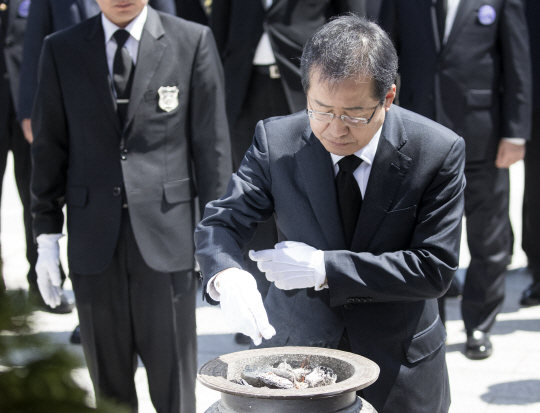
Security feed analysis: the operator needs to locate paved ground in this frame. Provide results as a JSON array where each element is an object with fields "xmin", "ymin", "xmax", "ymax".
[{"xmin": 2, "ymin": 154, "xmax": 539, "ymax": 412}]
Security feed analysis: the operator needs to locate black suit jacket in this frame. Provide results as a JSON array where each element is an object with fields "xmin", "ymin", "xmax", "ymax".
[
  {"xmin": 31, "ymin": 7, "xmax": 231, "ymax": 274},
  {"xmin": 195, "ymin": 106, "xmax": 465, "ymax": 412},
  {"xmin": 380, "ymin": 0, "xmax": 532, "ymax": 161},
  {"xmin": 210, "ymin": 0, "xmax": 366, "ymax": 127},
  {"xmin": 17, "ymin": 0, "xmax": 175, "ymax": 120},
  {"xmin": 175, "ymin": 0, "xmax": 207, "ymax": 25},
  {"xmin": 1, "ymin": 0, "xmax": 27, "ymax": 131}
]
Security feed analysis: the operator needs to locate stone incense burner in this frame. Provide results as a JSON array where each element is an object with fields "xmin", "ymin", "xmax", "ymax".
[{"xmin": 198, "ymin": 346, "xmax": 380, "ymax": 413}]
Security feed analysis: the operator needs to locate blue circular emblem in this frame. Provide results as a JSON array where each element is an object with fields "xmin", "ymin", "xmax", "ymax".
[
  {"xmin": 18, "ymin": 0, "xmax": 31, "ymax": 18},
  {"xmin": 478, "ymin": 5, "xmax": 496, "ymax": 25}
]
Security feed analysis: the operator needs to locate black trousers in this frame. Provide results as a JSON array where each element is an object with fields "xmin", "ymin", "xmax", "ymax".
[
  {"xmin": 522, "ymin": 109, "xmax": 540, "ymax": 283},
  {"xmin": 230, "ymin": 68, "xmax": 291, "ymax": 299},
  {"xmin": 459, "ymin": 160, "xmax": 512, "ymax": 333},
  {"xmin": 71, "ymin": 210, "xmax": 197, "ymax": 413},
  {"xmin": 0, "ymin": 100, "xmax": 36, "ymax": 284}
]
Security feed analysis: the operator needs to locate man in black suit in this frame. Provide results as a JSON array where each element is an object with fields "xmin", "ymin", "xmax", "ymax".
[
  {"xmin": 196, "ymin": 15, "xmax": 465, "ymax": 412},
  {"xmin": 17, "ymin": 0, "xmax": 175, "ymax": 142},
  {"xmin": 18, "ymin": 0, "xmax": 175, "ymax": 342},
  {"xmin": 30, "ymin": 0, "xmax": 231, "ymax": 410},
  {"xmin": 0, "ymin": 0, "xmax": 74, "ymax": 313},
  {"xmin": 210, "ymin": 1, "xmax": 366, "ymax": 344},
  {"xmin": 380, "ymin": 0, "xmax": 531, "ymax": 359},
  {"xmin": 521, "ymin": 0, "xmax": 540, "ymax": 307}
]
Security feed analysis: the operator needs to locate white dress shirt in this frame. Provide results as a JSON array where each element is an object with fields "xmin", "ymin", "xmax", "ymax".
[
  {"xmin": 253, "ymin": 0, "xmax": 276, "ymax": 65},
  {"xmin": 330, "ymin": 125, "xmax": 383, "ymax": 198},
  {"xmin": 101, "ymin": 6, "xmax": 148, "ymax": 95}
]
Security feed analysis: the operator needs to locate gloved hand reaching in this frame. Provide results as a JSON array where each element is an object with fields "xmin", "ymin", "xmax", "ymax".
[
  {"xmin": 249, "ymin": 241, "xmax": 327, "ymax": 290},
  {"xmin": 213, "ymin": 267, "xmax": 276, "ymax": 346},
  {"xmin": 36, "ymin": 233, "xmax": 64, "ymax": 308}
]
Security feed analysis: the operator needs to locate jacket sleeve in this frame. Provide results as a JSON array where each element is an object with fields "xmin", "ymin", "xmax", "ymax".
[
  {"xmin": 149, "ymin": 0, "xmax": 177, "ymax": 15},
  {"xmin": 498, "ymin": 0, "xmax": 532, "ymax": 140},
  {"xmin": 195, "ymin": 119, "xmax": 273, "ymax": 286},
  {"xmin": 17, "ymin": 0, "xmax": 52, "ymax": 121},
  {"xmin": 208, "ymin": 0, "xmax": 230, "ymax": 57},
  {"xmin": 30, "ymin": 37, "xmax": 69, "ymax": 238},
  {"xmin": 379, "ymin": 0, "xmax": 400, "ymax": 52},
  {"xmin": 325, "ymin": 137, "xmax": 466, "ymax": 306},
  {"xmin": 189, "ymin": 26, "xmax": 232, "ymax": 218}
]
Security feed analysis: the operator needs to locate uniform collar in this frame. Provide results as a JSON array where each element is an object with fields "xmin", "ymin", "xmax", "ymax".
[{"xmin": 101, "ymin": 5, "xmax": 148, "ymax": 43}]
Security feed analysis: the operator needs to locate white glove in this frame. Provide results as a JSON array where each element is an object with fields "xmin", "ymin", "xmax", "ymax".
[
  {"xmin": 213, "ymin": 268, "xmax": 276, "ymax": 346},
  {"xmin": 249, "ymin": 241, "xmax": 327, "ymax": 291},
  {"xmin": 36, "ymin": 233, "xmax": 64, "ymax": 308}
]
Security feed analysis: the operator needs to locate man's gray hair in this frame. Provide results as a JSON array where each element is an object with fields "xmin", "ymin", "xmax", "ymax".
[{"xmin": 301, "ymin": 14, "xmax": 398, "ymax": 101}]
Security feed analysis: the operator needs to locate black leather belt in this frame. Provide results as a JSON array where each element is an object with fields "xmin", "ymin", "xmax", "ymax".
[{"xmin": 254, "ymin": 64, "xmax": 281, "ymax": 79}]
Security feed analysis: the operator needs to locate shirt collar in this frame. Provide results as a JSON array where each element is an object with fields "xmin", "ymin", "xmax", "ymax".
[
  {"xmin": 101, "ymin": 5, "xmax": 148, "ymax": 43},
  {"xmin": 330, "ymin": 125, "xmax": 383, "ymax": 167}
]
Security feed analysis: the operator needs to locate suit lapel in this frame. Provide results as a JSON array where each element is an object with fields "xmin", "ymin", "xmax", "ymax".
[
  {"xmin": 442, "ymin": 0, "xmax": 478, "ymax": 55},
  {"xmin": 124, "ymin": 7, "xmax": 166, "ymax": 131},
  {"xmin": 350, "ymin": 108, "xmax": 412, "ymax": 252},
  {"xmin": 83, "ymin": 15, "xmax": 121, "ymax": 134},
  {"xmin": 295, "ymin": 128, "xmax": 347, "ymax": 251}
]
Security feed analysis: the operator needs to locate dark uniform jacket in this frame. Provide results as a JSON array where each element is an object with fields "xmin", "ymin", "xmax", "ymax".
[{"xmin": 31, "ymin": 7, "xmax": 231, "ymax": 274}]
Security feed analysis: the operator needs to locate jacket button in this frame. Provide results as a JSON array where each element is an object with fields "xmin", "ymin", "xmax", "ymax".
[
  {"xmin": 344, "ymin": 304, "xmax": 353, "ymax": 310},
  {"xmin": 121, "ymin": 155, "xmax": 127, "ymax": 160},
  {"xmin": 122, "ymin": 148, "xmax": 128, "ymax": 154},
  {"xmin": 113, "ymin": 187, "xmax": 122, "ymax": 196},
  {"xmin": 4, "ymin": 39, "xmax": 12, "ymax": 48}
]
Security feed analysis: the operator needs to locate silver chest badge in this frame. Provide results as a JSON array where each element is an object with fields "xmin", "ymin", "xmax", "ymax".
[{"xmin": 158, "ymin": 86, "xmax": 179, "ymax": 112}]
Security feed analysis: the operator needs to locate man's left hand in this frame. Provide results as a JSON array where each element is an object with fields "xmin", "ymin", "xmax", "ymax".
[
  {"xmin": 249, "ymin": 241, "xmax": 327, "ymax": 290},
  {"xmin": 495, "ymin": 140, "xmax": 525, "ymax": 169}
]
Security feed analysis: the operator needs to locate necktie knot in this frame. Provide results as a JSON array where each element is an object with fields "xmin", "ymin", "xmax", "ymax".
[
  {"xmin": 113, "ymin": 29, "xmax": 130, "ymax": 49},
  {"xmin": 338, "ymin": 155, "xmax": 362, "ymax": 173}
]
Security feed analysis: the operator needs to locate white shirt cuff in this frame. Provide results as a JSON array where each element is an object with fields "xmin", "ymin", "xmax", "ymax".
[
  {"xmin": 502, "ymin": 137, "xmax": 525, "ymax": 145},
  {"xmin": 206, "ymin": 273, "xmax": 221, "ymax": 301}
]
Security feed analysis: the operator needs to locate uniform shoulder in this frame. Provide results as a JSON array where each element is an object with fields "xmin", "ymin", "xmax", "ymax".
[
  {"xmin": 156, "ymin": 10, "xmax": 210, "ymax": 36},
  {"xmin": 45, "ymin": 15, "xmax": 98, "ymax": 46}
]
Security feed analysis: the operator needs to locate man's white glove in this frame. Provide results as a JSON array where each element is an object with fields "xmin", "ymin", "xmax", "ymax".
[
  {"xmin": 36, "ymin": 233, "xmax": 64, "ymax": 308},
  {"xmin": 213, "ymin": 268, "xmax": 276, "ymax": 346},
  {"xmin": 249, "ymin": 241, "xmax": 327, "ymax": 291}
]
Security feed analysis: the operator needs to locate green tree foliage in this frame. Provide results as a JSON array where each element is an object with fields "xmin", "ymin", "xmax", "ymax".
[{"xmin": 0, "ymin": 261, "xmax": 128, "ymax": 413}]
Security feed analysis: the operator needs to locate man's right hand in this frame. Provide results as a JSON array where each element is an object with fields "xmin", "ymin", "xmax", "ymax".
[
  {"xmin": 213, "ymin": 268, "xmax": 276, "ymax": 345},
  {"xmin": 21, "ymin": 118, "xmax": 33, "ymax": 143},
  {"xmin": 36, "ymin": 234, "xmax": 64, "ymax": 308}
]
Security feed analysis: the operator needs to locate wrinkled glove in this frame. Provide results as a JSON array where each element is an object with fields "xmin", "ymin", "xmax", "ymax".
[
  {"xmin": 36, "ymin": 233, "xmax": 64, "ymax": 308},
  {"xmin": 249, "ymin": 241, "xmax": 327, "ymax": 291},
  {"xmin": 213, "ymin": 268, "xmax": 276, "ymax": 346}
]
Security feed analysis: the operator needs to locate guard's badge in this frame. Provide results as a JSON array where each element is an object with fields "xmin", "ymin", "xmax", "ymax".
[{"xmin": 158, "ymin": 86, "xmax": 179, "ymax": 112}]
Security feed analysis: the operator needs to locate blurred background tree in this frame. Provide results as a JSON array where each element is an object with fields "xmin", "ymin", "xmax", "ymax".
[{"xmin": 0, "ymin": 250, "xmax": 128, "ymax": 413}]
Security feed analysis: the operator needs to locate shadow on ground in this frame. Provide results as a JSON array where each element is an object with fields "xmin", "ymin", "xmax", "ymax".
[{"xmin": 481, "ymin": 380, "xmax": 540, "ymax": 405}]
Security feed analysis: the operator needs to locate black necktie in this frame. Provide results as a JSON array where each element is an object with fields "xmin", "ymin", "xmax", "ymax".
[
  {"xmin": 113, "ymin": 29, "xmax": 134, "ymax": 126},
  {"xmin": 435, "ymin": 0, "xmax": 447, "ymax": 47},
  {"xmin": 336, "ymin": 155, "xmax": 363, "ymax": 248}
]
